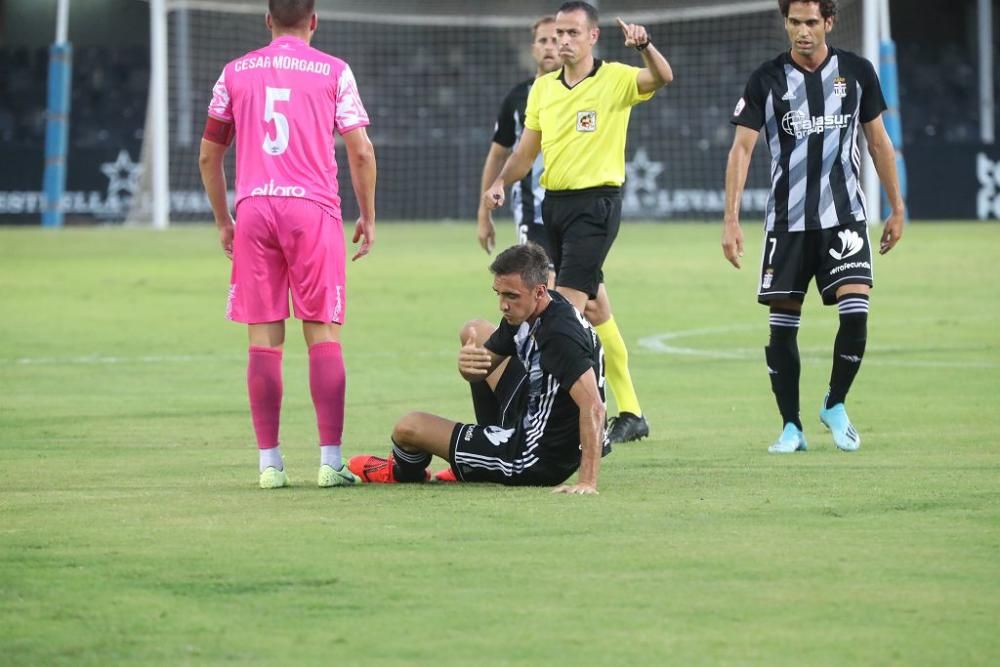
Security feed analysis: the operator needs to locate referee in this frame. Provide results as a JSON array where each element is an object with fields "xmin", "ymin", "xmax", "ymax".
[
  {"xmin": 721, "ymin": 0, "xmax": 905, "ymax": 454},
  {"xmin": 484, "ymin": 1, "xmax": 673, "ymax": 445},
  {"xmin": 476, "ymin": 16, "xmax": 560, "ymax": 260}
]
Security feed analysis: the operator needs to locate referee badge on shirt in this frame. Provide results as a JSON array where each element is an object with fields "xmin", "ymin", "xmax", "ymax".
[
  {"xmin": 833, "ymin": 76, "xmax": 848, "ymax": 98},
  {"xmin": 577, "ymin": 110, "xmax": 597, "ymax": 132}
]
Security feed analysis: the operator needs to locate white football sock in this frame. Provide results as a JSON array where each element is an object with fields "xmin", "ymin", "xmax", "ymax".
[
  {"xmin": 320, "ymin": 445, "xmax": 342, "ymax": 469},
  {"xmin": 259, "ymin": 446, "xmax": 283, "ymax": 472}
]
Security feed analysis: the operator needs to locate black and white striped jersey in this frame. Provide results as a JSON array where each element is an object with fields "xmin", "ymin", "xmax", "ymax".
[
  {"xmin": 485, "ymin": 291, "xmax": 605, "ymax": 461},
  {"xmin": 493, "ymin": 78, "xmax": 545, "ymax": 227},
  {"xmin": 732, "ymin": 47, "xmax": 887, "ymax": 232}
]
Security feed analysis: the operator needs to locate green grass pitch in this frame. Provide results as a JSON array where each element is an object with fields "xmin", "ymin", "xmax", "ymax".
[{"xmin": 1, "ymin": 222, "xmax": 998, "ymax": 666}]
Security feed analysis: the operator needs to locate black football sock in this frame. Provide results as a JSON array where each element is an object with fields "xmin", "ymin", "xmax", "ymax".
[
  {"xmin": 469, "ymin": 380, "xmax": 498, "ymax": 424},
  {"xmin": 766, "ymin": 308, "xmax": 802, "ymax": 430},
  {"xmin": 827, "ymin": 293, "xmax": 869, "ymax": 407},
  {"xmin": 391, "ymin": 440, "xmax": 431, "ymax": 483}
]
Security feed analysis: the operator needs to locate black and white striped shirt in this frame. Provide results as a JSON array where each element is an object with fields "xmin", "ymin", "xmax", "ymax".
[
  {"xmin": 485, "ymin": 291, "xmax": 605, "ymax": 462},
  {"xmin": 493, "ymin": 78, "xmax": 545, "ymax": 227},
  {"xmin": 732, "ymin": 48, "xmax": 887, "ymax": 232}
]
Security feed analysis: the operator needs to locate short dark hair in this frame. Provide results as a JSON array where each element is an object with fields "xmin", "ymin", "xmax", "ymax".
[
  {"xmin": 532, "ymin": 15, "xmax": 556, "ymax": 38},
  {"xmin": 269, "ymin": 0, "xmax": 315, "ymax": 28},
  {"xmin": 778, "ymin": 0, "xmax": 838, "ymax": 19},
  {"xmin": 489, "ymin": 243, "xmax": 550, "ymax": 289},
  {"xmin": 557, "ymin": 1, "xmax": 599, "ymax": 27}
]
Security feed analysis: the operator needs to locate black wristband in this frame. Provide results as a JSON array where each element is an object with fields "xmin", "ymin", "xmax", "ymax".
[{"xmin": 635, "ymin": 41, "xmax": 650, "ymax": 51}]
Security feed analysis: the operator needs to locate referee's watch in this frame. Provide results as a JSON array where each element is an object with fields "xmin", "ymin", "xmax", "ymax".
[{"xmin": 635, "ymin": 40, "xmax": 650, "ymax": 51}]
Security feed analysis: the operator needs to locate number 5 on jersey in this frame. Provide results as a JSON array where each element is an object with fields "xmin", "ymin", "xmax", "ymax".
[{"xmin": 263, "ymin": 86, "xmax": 291, "ymax": 156}]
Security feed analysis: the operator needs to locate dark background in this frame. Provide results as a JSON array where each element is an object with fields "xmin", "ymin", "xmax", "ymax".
[{"xmin": 1, "ymin": 0, "xmax": 998, "ymax": 223}]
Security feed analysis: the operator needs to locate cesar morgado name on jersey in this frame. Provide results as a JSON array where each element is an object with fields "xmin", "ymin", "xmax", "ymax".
[
  {"xmin": 781, "ymin": 110, "xmax": 854, "ymax": 140},
  {"xmin": 234, "ymin": 54, "xmax": 332, "ymax": 76}
]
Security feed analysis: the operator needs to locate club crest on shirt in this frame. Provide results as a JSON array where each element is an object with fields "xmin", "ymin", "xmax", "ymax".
[
  {"xmin": 577, "ymin": 110, "xmax": 597, "ymax": 132},
  {"xmin": 833, "ymin": 76, "xmax": 848, "ymax": 98}
]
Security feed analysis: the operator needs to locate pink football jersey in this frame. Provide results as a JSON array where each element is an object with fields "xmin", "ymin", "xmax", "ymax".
[{"xmin": 207, "ymin": 35, "xmax": 369, "ymax": 217}]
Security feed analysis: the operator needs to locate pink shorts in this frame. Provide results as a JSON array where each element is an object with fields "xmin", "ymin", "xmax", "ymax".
[{"xmin": 227, "ymin": 197, "xmax": 346, "ymax": 324}]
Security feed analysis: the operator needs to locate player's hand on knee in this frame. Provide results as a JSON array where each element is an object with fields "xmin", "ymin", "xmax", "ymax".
[{"xmin": 458, "ymin": 329, "xmax": 491, "ymax": 379}]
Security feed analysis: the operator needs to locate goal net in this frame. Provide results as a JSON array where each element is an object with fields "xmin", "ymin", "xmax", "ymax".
[{"xmin": 132, "ymin": 0, "xmax": 864, "ymax": 223}]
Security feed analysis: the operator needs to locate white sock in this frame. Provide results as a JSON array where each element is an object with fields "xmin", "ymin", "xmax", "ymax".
[
  {"xmin": 259, "ymin": 446, "xmax": 283, "ymax": 472},
  {"xmin": 320, "ymin": 445, "xmax": 342, "ymax": 469}
]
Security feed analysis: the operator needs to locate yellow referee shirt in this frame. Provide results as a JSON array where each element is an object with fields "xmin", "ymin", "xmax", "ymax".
[{"xmin": 525, "ymin": 60, "xmax": 653, "ymax": 191}]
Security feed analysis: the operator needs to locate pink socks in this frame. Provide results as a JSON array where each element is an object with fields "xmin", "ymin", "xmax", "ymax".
[
  {"xmin": 309, "ymin": 341, "xmax": 346, "ymax": 447},
  {"xmin": 247, "ymin": 346, "xmax": 283, "ymax": 449}
]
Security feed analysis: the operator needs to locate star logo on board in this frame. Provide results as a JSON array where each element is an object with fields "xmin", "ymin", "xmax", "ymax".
[
  {"xmin": 625, "ymin": 148, "xmax": 663, "ymax": 194},
  {"xmin": 623, "ymin": 147, "xmax": 665, "ymax": 216},
  {"xmin": 100, "ymin": 149, "xmax": 143, "ymax": 198}
]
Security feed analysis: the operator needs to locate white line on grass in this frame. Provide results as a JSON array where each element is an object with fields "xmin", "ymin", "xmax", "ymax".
[
  {"xmin": 638, "ymin": 325, "xmax": 1000, "ymax": 369},
  {"xmin": 4, "ymin": 354, "xmax": 235, "ymax": 366}
]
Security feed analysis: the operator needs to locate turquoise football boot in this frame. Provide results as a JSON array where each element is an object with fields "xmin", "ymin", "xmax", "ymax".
[
  {"xmin": 819, "ymin": 395, "xmax": 861, "ymax": 452},
  {"xmin": 768, "ymin": 422, "xmax": 808, "ymax": 454}
]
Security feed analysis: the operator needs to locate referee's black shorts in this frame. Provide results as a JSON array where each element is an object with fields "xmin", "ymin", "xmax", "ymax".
[
  {"xmin": 542, "ymin": 186, "xmax": 622, "ymax": 300},
  {"xmin": 518, "ymin": 221, "xmax": 556, "ymax": 270}
]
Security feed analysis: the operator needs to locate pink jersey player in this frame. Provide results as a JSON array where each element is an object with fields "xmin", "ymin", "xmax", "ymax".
[
  {"xmin": 207, "ymin": 36, "xmax": 369, "ymax": 218},
  {"xmin": 199, "ymin": 1, "xmax": 376, "ymax": 490}
]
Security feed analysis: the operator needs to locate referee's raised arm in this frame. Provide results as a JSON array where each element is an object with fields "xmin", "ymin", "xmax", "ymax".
[{"xmin": 616, "ymin": 17, "xmax": 673, "ymax": 93}]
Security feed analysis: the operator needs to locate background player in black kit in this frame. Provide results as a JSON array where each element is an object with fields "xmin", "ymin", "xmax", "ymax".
[
  {"xmin": 348, "ymin": 243, "xmax": 607, "ymax": 495},
  {"xmin": 476, "ymin": 16, "xmax": 560, "ymax": 263},
  {"xmin": 721, "ymin": 0, "xmax": 904, "ymax": 454}
]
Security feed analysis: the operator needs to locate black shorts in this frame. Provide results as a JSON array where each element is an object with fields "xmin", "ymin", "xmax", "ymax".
[
  {"xmin": 448, "ymin": 362, "xmax": 579, "ymax": 486},
  {"xmin": 542, "ymin": 187, "xmax": 622, "ymax": 299},
  {"xmin": 758, "ymin": 222, "xmax": 874, "ymax": 306},
  {"xmin": 518, "ymin": 222, "xmax": 555, "ymax": 269}
]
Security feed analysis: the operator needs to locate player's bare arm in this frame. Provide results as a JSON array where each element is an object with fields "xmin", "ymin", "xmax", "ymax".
[
  {"xmin": 198, "ymin": 134, "xmax": 235, "ymax": 259},
  {"xmin": 862, "ymin": 115, "xmax": 905, "ymax": 255},
  {"xmin": 342, "ymin": 126, "xmax": 377, "ymax": 261},
  {"xmin": 721, "ymin": 125, "xmax": 759, "ymax": 269},
  {"xmin": 477, "ymin": 142, "xmax": 512, "ymax": 253},
  {"xmin": 553, "ymin": 368, "xmax": 605, "ymax": 495},
  {"xmin": 616, "ymin": 17, "xmax": 673, "ymax": 94},
  {"xmin": 484, "ymin": 128, "xmax": 541, "ymax": 210}
]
